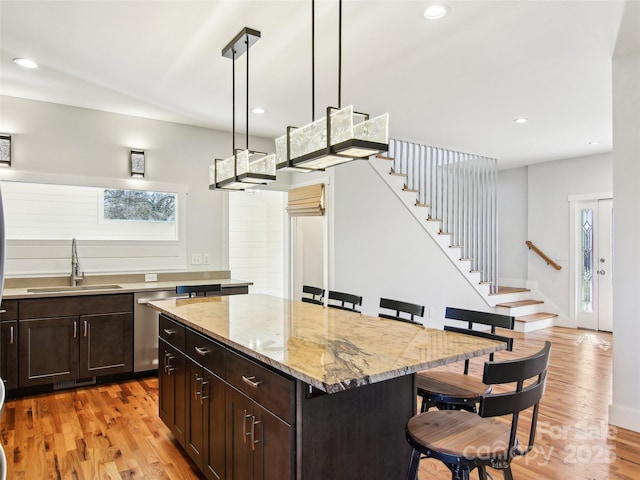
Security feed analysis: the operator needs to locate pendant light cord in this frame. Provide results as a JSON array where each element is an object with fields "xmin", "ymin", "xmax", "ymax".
[
  {"xmin": 232, "ymin": 47, "xmax": 236, "ymax": 153},
  {"xmin": 246, "ymin": 34, "xmax": 250, "ymax": 150},
  {"xmin": 312, "ymin": 0, "xmax": 315, "ymax": 121},
  {"xmin": 338, "ymin": 0, "xmax": 342, "ymax": 109}
]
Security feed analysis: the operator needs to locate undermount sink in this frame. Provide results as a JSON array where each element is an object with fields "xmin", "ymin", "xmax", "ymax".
[{"xmin": 27, "ymin": 284, "xmax": 123, "ymax": 293}]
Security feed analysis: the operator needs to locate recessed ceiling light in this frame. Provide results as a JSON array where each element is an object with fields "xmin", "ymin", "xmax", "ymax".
[
  {"xmin": 252, "ymin": 107, "xmax": 265, "ymax": 114},
  {"xmin": 424, "ymin": 5, "xmax": 449, "ymax": 20},
  {"xmin": 589, "ymin": 140, "xmax": 601, "ymax": 145},
  {"xmin": 514, "ymin": 117, "xmax": 528, "ymax": 124},
  {"xmin": 13, "ymin": 58, "xmax": 38, "ymax": 69}
]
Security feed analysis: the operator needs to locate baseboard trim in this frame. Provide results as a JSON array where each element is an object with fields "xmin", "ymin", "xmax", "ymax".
[{"xmin": 609, "ymin": 403, "xmax": 640, "ymax": 433}]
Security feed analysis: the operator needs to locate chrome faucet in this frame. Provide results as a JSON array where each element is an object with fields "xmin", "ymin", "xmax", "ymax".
[{"xmin": 71, "ymin": 238, "xmax": 84, "ymax": 287}]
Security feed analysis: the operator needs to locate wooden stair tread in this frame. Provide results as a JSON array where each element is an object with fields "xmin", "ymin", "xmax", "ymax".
[
  {"xmin": 492, "ymin": 286, "xmax": 531, "ymax": 295},
  {"xmin": 402, "ymin": 185, "xmax": 418, "ymax": 192},
  {"xmin": 415, "ymin": 202, "xmax": 430, "ymax": 207},
  {"xmin": 389, "ymin": 168, "xmax": 406, "ymax": 177},
  {"xmin": 517, "ymin": 312, "xmax": 558, "ymax": 322},
  {"xmin": 376, "ymin": 154, "xmax": 394, "ymax": 160},
  {"xmin": 496, "ymin": 299, "xmax": 544, "ymax": 308}
]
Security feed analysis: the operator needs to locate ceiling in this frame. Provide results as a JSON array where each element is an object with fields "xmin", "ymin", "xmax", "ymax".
[{"xmin": 1, "ymin": 0, "xmax": 638, "ymax": 170}]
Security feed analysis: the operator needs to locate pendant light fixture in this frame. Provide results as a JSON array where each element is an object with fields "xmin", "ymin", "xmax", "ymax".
[
  {"xmin": 210, "ymin": 27, "xmax": 276, "ymax": 191},
  {"xmin": 275, "ymin": 0, "xmax": 389, "ymax": 172}
]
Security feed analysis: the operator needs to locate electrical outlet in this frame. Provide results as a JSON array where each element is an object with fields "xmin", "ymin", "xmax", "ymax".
[
  {"xmin": 428, "ymin": 307, "xmax": 434, "ymax": 318},
  {"xmin": 145, "ymin": 273, "xmax": 158, "ymax": 282},
  {"xmin": 203, "ymin": 253, "xmax": 210, "ymax": 265},
  {"xmin": 191, "ymin": 253, "xmax": 203, "ymax": 265}
]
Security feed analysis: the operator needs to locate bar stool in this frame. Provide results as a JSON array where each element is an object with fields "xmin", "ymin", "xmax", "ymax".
[
  {"xmin": 301, "ymin": 285, "xmax": 325, "ymax": 305},
  {"xmin": 328, "ymin": 290, "xmax": 363, "ymax": 312},
  {"xmin": 379, "ymin": 298, "xmax": 425, "ymax": 325},
  {"xmin": 417, "ymin": 307, "xmax": 515, "ymax": 412},
  {"xmin": 406, "ymin": 341, "xmax": 552, "ymax": 480}
]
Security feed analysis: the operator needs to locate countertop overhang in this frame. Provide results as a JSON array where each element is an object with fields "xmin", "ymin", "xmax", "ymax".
[{"xmin": 149, "ymin": 294, "xmax": 507, "ymax": 394}]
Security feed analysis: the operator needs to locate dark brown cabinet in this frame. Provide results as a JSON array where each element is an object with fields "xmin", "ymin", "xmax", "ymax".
[
  {"xmin": 185, "ymin": 357, "xmax": 226, "ymax": 480},
  {"xmin": 18, "ymin": 294, "xmax": 133, "ymax": 388},
  {"xmin": 159, "ymin": 313, "xmax": 294, "ymax": 480},
  {"xmin": 18, "ymin": 316, "xmax": 79, "ymax": 386},
  {"xmin": 79, "ymin": 312, "xmax": 133, "ymax": 377},
  {"xmin": 159, "ymin": 338, "xmax": 186, "ymax": 445},
  {"xmin": 1, "ymin": 320, "xmax": 19, "ymax": 390},
  {"xmin": 226, "ymin": 386, "xmax": 293, "ymax": 480}
]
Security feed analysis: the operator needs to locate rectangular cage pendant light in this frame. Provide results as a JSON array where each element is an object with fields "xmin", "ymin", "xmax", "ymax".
[
  {"xmin": 210, "ymin": 27, "xmax": 276, "ymax": 191},
  {"xmin": 275, "ymin": 106, "xmax": 388, "ymax": 171},
  {"xmin": 275, "ymin": 0, "xmax": 389, "ymax": 172}
]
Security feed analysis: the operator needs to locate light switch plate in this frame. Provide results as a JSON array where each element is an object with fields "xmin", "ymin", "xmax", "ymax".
[
  {"xmin": 145, "ymin": 273, "xmax": 158, "ymax": 282},
  {"xmin": 191, "ymin": 253, "xmax": 203, "ymax": 265}
]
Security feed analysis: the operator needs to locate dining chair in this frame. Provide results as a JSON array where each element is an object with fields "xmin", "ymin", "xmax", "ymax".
[
  {"xmin": 301, "ymin": 285, "xmax": 325, "ymax": 305},
  {"xmin": 176, "ymin": 283, "xmax": 222, "ymax": 298},
  {"xmin": 416, "ymin": 307, "xmax": 515, "ymax": 412},
  {"xmin": 406, "ymin": 341, "xmax": 552, "ymax": 480},
  {"xmin": 379, "ymin": 297, "xmax": 425, "ymax": 325},
  {"xmin": 328, "ymin": 290, "xmax": 363, "ymax": 313}
]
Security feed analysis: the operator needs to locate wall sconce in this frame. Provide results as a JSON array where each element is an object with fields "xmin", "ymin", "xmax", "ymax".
[
  {"xmin": 130, "ymin": 150, "xmax": 145, "ymax": 177},
  {"xmin": 0, "ymin": 134, "xmax": 12, "ymax": 167}
]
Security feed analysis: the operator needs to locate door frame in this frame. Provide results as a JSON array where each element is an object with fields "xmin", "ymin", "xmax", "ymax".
[{"xmin": 568, "ymin": 192, "xmax": 612, "ymax": 329}]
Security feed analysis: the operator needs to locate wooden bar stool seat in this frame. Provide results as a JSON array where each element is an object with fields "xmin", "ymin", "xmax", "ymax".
[
  {"xmin": 406, "ymin": 410, "xmax": 510, "ymax": 459},
  {"xmin": 415, "ymin": 371, "xmax": 491, "ymax": 409}
]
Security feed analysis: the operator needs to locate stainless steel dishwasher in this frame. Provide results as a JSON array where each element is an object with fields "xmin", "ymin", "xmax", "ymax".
[{"xmin": 134, "ymin": 290, "xmax": 185, "ymax": 373}]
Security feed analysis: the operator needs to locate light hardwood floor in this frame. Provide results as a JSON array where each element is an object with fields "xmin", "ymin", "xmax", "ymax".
[{"xmin": 1, "ymin": 327, "xmax": 639, "ymax": 479}]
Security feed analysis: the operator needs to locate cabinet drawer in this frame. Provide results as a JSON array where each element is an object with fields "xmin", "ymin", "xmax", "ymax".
[
  {"xmin": 159, "ymin": 315, "xmax": 185, "ymax": 352},
  {"xmin": 226, "ymin": 350, "xmax": 295, "ymax": 424},
  {"xmin": 0, "ymin": 300, "xmax": 18, "ymax": 321},
  {"xmin": 185, "ymin": 328, "xmax": 225, "ymax": 378},
  {"xmin": 19, "ymin": 294, "xmax": 133, "ymax": 319}
]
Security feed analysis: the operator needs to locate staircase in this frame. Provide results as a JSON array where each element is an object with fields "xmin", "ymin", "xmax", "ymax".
[{"xmin": 370, "ymin": 151, "xmax": 558, "ymax": 332}]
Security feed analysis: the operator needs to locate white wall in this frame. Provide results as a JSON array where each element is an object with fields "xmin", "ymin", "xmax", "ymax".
[
  {"xmin": 497, "ymin": 167, "xmax": 528, "ymax": 287},
  {"xmin": 0, "ymin": 95, "xmax": 286, "ymax": 277},
  {"xmin": 229, "ymin": 190, "xmax": 285, "ymax": 297},
  {"xmin": 331, "ymin": 159, "xmax": 488, "ymax": 326},
  {"xmin": 610, "ymin": 49, "xmax": 640, "ymax": 432},
  {"xmin": 526, "ymin": 152, "xmax": 612, "ymax": 324}
]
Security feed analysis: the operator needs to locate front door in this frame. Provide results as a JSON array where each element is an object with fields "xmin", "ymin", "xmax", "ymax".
[{"xmin": 576, "ymin": 199, "xmax": 613, "ymax": 331}]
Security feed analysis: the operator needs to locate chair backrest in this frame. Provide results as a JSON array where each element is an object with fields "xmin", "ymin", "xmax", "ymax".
[
  {"xmin": 379, "ymin": 298, "xmax": 425, "ymax": 325},
  {"xmin": 478, "ymin": 341, "xmax": 552, "ymax": 460},
  {"xmin": 445, "ymin": 307, "xmax": 515, "ymax": 331},
  {"xmin": 176, "ymin": 283, "xmax": 222, "ymax": 298},
  {"xmin": 302, "ymin": 285, "xmax": 325, "ymax": 305},
  {"xmin": 445, "ymin": 307, "xmax": 515, "ymax": 371},
  {"xmin": 328, "ymin": 290, "xmax": 363, "ymax": 313}
]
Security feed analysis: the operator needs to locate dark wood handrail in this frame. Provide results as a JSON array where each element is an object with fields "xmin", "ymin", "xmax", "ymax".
[{"xmin": 526, "ymin": 241, "xmax": 562, "ymax": 270}]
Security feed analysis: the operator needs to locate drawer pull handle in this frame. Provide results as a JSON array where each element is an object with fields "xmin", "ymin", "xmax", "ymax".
[
  {"xmin": 243, "ymin": 410, "xmax": 252, "ymax": 443},
  {"xmin": 250, "ymin": 416, "xmax": 261, "ymax": 451},
  {"xmin": 195, "ymin": 374, "xmax": 204, "ymax": 400},
  {"xmin": 242, "ymin": 375, "xmax": 262, "ymax": 388},
  {"xmin": 73, "ymin": 321, "xmax": 77, "ymax": 339},
  {"xmin": 194, "ymin": 346, "xmax": 210, "ymax": 356},
  {"xmin": 200, "ymin": 380, "xmax": 209, "ymax": 403},
  {"xmin": 163, "ymin": 328, "xmax": 176, "ymax": 336},
  {"xmin": 84, "ymin": 320, "xmax": 88, "ymax": 337},
  {"xmin": 9, "ymin": 326, "xmax": 14, "ymax": 344},
  {"xmin": 164, "ymin": 353, "xmax": 176, "ymax": 375}
]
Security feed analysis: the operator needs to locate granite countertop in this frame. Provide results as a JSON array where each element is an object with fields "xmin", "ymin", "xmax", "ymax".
[
  {"xmin": 2, "ymin": 278, "xmax": 252, "ymax": 300},
  {"xmin": 149, "ymin": 293, "xmax": 507, "ymax": 394}
]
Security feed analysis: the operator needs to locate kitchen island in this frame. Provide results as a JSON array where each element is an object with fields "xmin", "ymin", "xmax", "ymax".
[{"xmin": 149, "ymin": 294, "xmax": 506, "ymax": 480}]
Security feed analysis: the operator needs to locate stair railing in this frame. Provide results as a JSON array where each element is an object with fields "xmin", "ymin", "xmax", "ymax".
[
  {"xmin": 525, "ymin": 241, "xmax": 562, "ymax": 270},
  {"xmin": 388, "ymin": 139, "xmax": 498, "ymax": 293}
]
